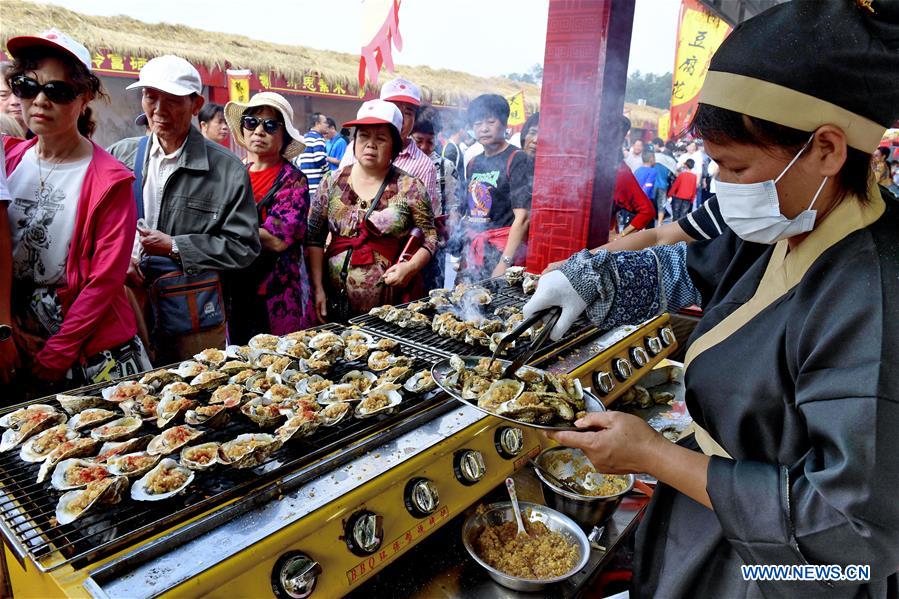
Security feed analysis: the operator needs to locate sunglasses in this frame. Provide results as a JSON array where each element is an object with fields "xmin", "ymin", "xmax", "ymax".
[
  {"xmin": 241, "ymin": 115, "xmax": 283, "ymax": 134},
  {"xmin": 10, "ymin": 75, "xmax": 80, "ymax": 104}
]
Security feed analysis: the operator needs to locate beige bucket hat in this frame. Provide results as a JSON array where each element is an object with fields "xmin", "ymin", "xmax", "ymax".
[{"xmin": 225, "ymin": 91, "xmax": 305, "ymax": 160}]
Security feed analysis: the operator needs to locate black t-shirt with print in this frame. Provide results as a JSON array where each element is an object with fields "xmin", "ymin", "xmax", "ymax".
[{"xmin": 465, "ymin": 145, "xmax": 530, "ymax": 230}]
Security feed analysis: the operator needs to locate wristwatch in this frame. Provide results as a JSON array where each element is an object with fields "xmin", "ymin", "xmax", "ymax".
[
  {"xmin": 0, "ymin": 324, "xmax": 12, "ymax": 342},
  {"xmin": 169, "ymin": 238, "xmax": 181, "ymax": 263},
  {"xmin": 501, "ymin": 255, "xmax": 514, "ymax": 266}
]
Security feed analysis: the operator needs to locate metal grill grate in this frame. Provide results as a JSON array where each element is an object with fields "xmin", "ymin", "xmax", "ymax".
[
  {"xmin": 350, "ymin": 277, "xmax": 598, "ymax": 366},
  {"xmin": 0, "ymin": 325, "xmax": 450, "ymax": 572}
]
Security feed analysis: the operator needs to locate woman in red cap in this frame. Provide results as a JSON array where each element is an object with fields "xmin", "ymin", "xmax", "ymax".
[{"xmin": 1, "ymin": 29, "xmax": 149, "ymax": 396}]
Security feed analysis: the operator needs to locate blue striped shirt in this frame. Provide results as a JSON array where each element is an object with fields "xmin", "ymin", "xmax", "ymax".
[{"xmin": 296, "ymin": 130, "xmax": 329, "ymax": 194}]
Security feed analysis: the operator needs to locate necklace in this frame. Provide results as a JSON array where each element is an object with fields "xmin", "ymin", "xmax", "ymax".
[{"xmin": 36, "ymin": 139, "xmax": 80, "ymax": 196}]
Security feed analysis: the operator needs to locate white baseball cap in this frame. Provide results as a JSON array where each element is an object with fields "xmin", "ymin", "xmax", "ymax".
[
  {"xmin": 126, "ymin": 55, "xmax": 203, "ymax": 96},
  {"xmin": 6, "ymin": 28, "xmax": 92, "ymax": 71},
  {"xmin": 343, "ymin": 99, "xmax": 403, "ymax": 136},
  {"xmin": 379, "ymin": 78, "xmax": 421, "ymax": 106}
]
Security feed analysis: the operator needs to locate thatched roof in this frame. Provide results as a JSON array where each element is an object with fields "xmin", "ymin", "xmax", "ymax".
[
  {"xmin": 0, "ymin": 0, "xmax": 541, "ymax": 109},
  {"xmin": 624, "ymin": 102, "xmax": 666, "ymax": 130}
]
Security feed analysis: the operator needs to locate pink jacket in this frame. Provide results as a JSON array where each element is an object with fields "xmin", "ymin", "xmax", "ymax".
[{"xmin": 4, "ymin": 136, "xmax": 137, "ymax": 377}]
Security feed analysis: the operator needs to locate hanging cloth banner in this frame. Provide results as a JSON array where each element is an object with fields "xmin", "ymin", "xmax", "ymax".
[
  {"xmin": 669, "ymin": 0, "xmax": 731, "ymax": 138},
  {"xmin": 507, "ymin": 91, "xmax": 526, "ymax": 127},
  {"xmin": 658, "ymin": 111, "xmax": 671, "ymax": 141},
  {"xmin": 358, "ymin": 0, "xmax": 403, "ymax": 89},
  {"xmin": 226, "ymin": 69, "xmax": 252, "ymax": 103}
]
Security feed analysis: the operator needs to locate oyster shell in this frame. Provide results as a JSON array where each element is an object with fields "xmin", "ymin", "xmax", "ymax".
[
  {"xmin": 406, "ymin": 300, "xmax": 429, "ymax": 313},
  {"xmin": 179, "ymin": 442, "xmax": 221, "ymax": 470},
  {"xmin": 461, "ymin": 286, "xmax": 492, "ymax": 306},
  {"xmin": 343, "ymin": 343, "xmax": 370, "ymax": 362},
  {"xmin": 522, "ymin": 273, "xmax": 540, "ymax": 294},
  {"xmin": 319, "ymin": 401, "xmax": 352, "ymax": 426},
  {"xmin": 429, "ymin": 288, "xmax": 450, "ymax": 299},
  {"xmin": 367, "ymin": 351, "xmax": 394, "ymax": 372},
  {"xmin": 240, "ymin": 397, "xmax": 287, "ymax": 428},
  {"xmin": 295, "ymin": 375, "xmax": 332, "ymax": 396},
  {"xmin": 90, "ymin": 416, "xmax": 143, "ymax": 442},
  {"xmin": 280, "ymin": 369, "xmax": 309, "ymax": 385},
  {"xmin": 464, "ymin": 328, "xmax": 490, "ymax": 347},
  {"xmin": 106, "ymin": 451, "xmax": 161, "ymax": 477},
  {"xmin": 56, "ymin": 394, "xmax": 103, "ymax": 416},
  {"xmin": 341, "ymin": 329, "xmax": 374, "ymax": 346},
  {"xmin": 56, "ymin": 476, "xmax": 128, "ymax": 526},
  {"xmin": 489, "ymin": 332, "xmax": 514, "ymax": 354},
  {"xmin": 220, "ymin": 360, "xmax": 255, "ymax": 376},
  {"xmin": 339, "ymin": 370, "xmax": 377, "ymax": 394},
  {"xmin": 168, "ymin": 360, "xmax": 208, "ymax": 379},
  {"xmin": 276, "ymin": 338, "xmax": 310, "ymax": 360},
  {"xmin": 0, "ymin": 404, "xmax": 59, "ymax": 429},
  {"xmin": 275, "ymin": 411, "xmax": 322, "ymax": 442},
  {"xmin": 184, "ymin": 404, "xmax": 230, "ymax": 429},
  {"xmin": 504, "ymin": 265, "xmax": 526, "ymax": 285},
  {"xmin": 317, "ymin": 383, "xmax": 362, "ymax": 405},
  {"xmin": 20, "ymin": 424, "xmax": 77, "ymax": 463},
  {"xmin": 377, "ymin": 366, "xmax": 412, "ymax": 385},
  {"xmin": 51, "ymin": 458, "xmax": 111, "ymax": 490},
  {"xmin": 248, "ymin": 333, "xmax": 280, "ymax": 351},
  {"xmin": 265, "ymin": 356, "xmax": 295, "ymax": 377},
  {"xmin": 189, "ymin": 370, "xmax": 229, "ymax": 391},
  {"xmin": 139, "ymin": 369, "xmax": 181, "ymax": 390},
  {"xmin": 120, "ymin": 396, "xmax": 161, "ymax": 422},
  {"xmin": 308, "ymin": 331, "xmax": 344, "ymax": 352},
  {"xmin": 193, "ymin": 348, "xmax": 226, "ymax": 367},
  {"xmin": 68, "ymin": 408, "xmax": 117, "ymax": 431},
  {"xmin": 209, "ymin": 384, "xmax": 247, "ymax": 408},
  {"xmin": 155, "ymin": 395, "xmax": 197, "ymax": 428},
  {"xmin": 36, "ymin": 438, "xmax": 100, "ymax": 483},
  {"xmin": 93, "ymin": 435, "xmax": 154, "ymax": 463},
  {"xmin": 218, "ymin": 433, "xmax": 281, "ymax": 469},
  {"xmin": 229, "ymin": 369, "xmax": 258, "ymax": 386},
  {"xmin": 224, "ymin": 344, "xmax": 253, "ymax": 361},
  {"xmin": 373, "ymin": 338, "xmax": 399, "ymax": 353},
  {"xmin": 478, "ymin": 379, "xmax": 525, "ymax": 409},
  {"xmin": 245, "ymin": 373, "xmax": 282, "ymax": 394},
  {"xmin": 1, "ymin": 410, "xmax": 66, "ymax": 452},
  {"xmin": 354, "ymin": 388, "xmax": 402, "ymax": 418},
  {"xmin": 131, "ymin": 458, "xmax": 194, "ymax": 501},
  {"xmin": 263, "ymin": 384, "xmax": 296, "ymax": 403},
  {"xmin": 461, "ymin": 376, "xmax": 493, "ymax": 401},
  {"xmin": 146, "ymin": 425, "xmax": 204, "ymax": 456},
  {"xmin": 368, "ymin": 305, "xmax": 392, "ymax": 318},
  {"xmin": 428, "ymin": 295, "xmax": 452, "ymax": 310},
  {"xmin": 100, "ymin": 381, "xmax": 150, "ymax": 404},
  {"xmin": 403, "ymin": 370, "xmax": 436, "ymax": 394},
  {"xmin": 251, "ymin": 351, "xmax": 282, "ymax": 370},
  {"xmin": 160, "ymin": 381, "xmax": 200, "ymax": 398}
]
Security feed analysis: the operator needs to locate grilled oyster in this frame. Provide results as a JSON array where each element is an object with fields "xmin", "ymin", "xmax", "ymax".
[
  {"xmin": 146, "ymin": 425, "xmax": 204, "ymax": 456},
  {"xmin": 251, "ymin": 351, "xmax": 282, "ymax": 370},
  {"xmin": 106, "ymin": 451, "xmax": 161, "ymax": 477},
  {"xmin": 368, "ymin": 305, "xmax": 392, "ymax": 318},
  {"xmin": 179, "ymin": 442, "xmax": 221, "ymax": 470},
  {"xmin": 189, "ymin": 370, "xmax": 229, "ymax": 391},
  {"xmin": 263, "ymin": 384, "xmax": 296, "ymax": 403},
  {"xmin": 320, "ymin": 401, "xmax": 352, "ymax": 426},
  {"xmin": 229, "ymin": 369, "xmax": 258, "ymax": 386},
  {"xmin": 504, "ymin": 265, "xmax": 526, "ymax": 285},
  {"xmin": 0, "ymin": 404, "xmax": 58, "ymax": 429},
  {"xmin": 155, "ymin": 395, "xmax": 196, "ymax": 428},
  {"xmin": 308, "ymin": 331, "xmax": 344, "ymax": 352},
  {"xmin": 36, "ymin": 438, "xmax": 100, "ymax": 483},
  {"xmin": 20, "ymin": 424, "xmax": 77, "ymax": 463},
  {"xmin": 245, "ymin": 373, "xmax": 284, "ymax": 395},
  {"xmin": 341, "ymin": 329, "xmax": 374, "ymax": 347},
  {"xmin": 93, "ymin": 435, "xmax": 153, "ymax": 463},
  {"xmin": 406, "ymin": 300, "xmax": 429, "ymax": 313},
  {"xmin": 218, "ymin": 433, "xmax": 280, "ymax": 469},
  {"xmin": 382, "ymin": 307, "xmax": 407, "ymax": 324},
  {"xmin": 478, "ymin": 319, "xmax": 504, "ymax": 335},
  {"xmin": 354, "ymin": 388, "xmax": 402, "ymax": 418},
  {"xmin": 224, "ymin": 344, "xmax": 253, "ymax": 361},
  {"xmin": 248, "ymin": 333, "xmax": 280, "ymax": 351},
  {"xmin": 168, "ymin": 360, "xmax": 208, "ymax": 379},
  {"xmin": 477, "ymin": 379, "xmax": 524, "ymax": 410},
  {"xmin": 265, "ymin": 356, "xmax": 295, "ymax": 377},
  {"xmin": 340, "ymin": 370, "xmax": 377, "ymax": 394},
  {"xmin": 428, "ymin": 295, "xmax": 452, "ymax": 310},
  {"xmin": 373, "ymin": 338, "xmax": 400, "ymax": 353},
  {"xmin": 377, "ymin": 366, "xmax": 412, "ymax": 385},
  {"xmin": 131, "ymin": 458, "xmax": 194, "ymax": 501},
  {"xmin": 280, "ymin": 369, "xmax": 309, "ymax": 385},
  {"xmin": 344, "ymin": 343, "xmax": 371, "ymax": 362},
  {"xmin": 241, "ymin": 396, "xmax": 288, "ymax": 428},
  {"xmin": 494, "ymin": 306, "xmax": 521, "ymax": 319},
  {"xmin": 51, "ymin": 458, "xmax": 111, "ymax": 490},
  {"xmin": 160, "ymin": 381, "xmax": 200, "ymax": 398},
  {"xmin": 489, "ymin": 332, "xmax": 514, "ymax": 354},
  {"xmin": 68, "ymin": 408, "xmax": 117, "ymax": 431},
  {"xmin": 295, "ymin": 375, "xmax": 332, "ymax": 396},
  {"xmin": 90, "ymin": 416, "xmax": 143, "ymax": 442},
  {"xmin": 209, "ymin": 384, "xmax": 247, "ymax": 408},
  {"xmin": 1, "ymin": 410, "xmax": 66, "ymax": 452},
  {"xmin": 367, "ymin": 351, "xmax": 393, "ymax": 372},
  {"xmin": 461, "ymin": 376, "xmax": 493, "ymax": 401},
  {"xmin": 120, "ymin": 396, "xmax": 161, "ymax": 422},
  {"xmin": 276, "ymin": 338, "xmax": 310, "ymax": 360},
  {"xmin": 56, "ymin": 394, "xmax": 103, "ymax": 416},
  {"xmin": 193, "ymin": 348, "xmax": 226, "ymax": 367},
  {"xmin": 317, "ymin": 383, "xmax": 362, "ymax": 405},
  {"xmin": 464, "ymin": 328, "xmax": 490, "ymax": 347},
  {"xmin": 56, "ymin": 476, "xmax": 128, "ymax": 525},
  {"xmin": 100, "ymin": 381, "xmax": 151, "ymax": 404},
  {"xmin": 184, "ymin": 404, "xmax": 230, "ymax": 429},
  {"xmin": 429, "ymin": 288, "xmax": 450, "ymax": 299},
  {"xmin": 522, "ymin": 273, "xmax": 540, "ymax": 294},
  {"xmin": 220, "ymin": 360, "xmax": 255, "ymax": 376},
  {"xmin": 461, "ymin": 286, "xmax": 492, "ymax": 306},
  {"xmin": 403, "ymin": 370, "xmax": 436, "ymax": 394},
  {"xmin": 396, "ymin": 312, "xmax": 430, "ymax": 329},
  {"xmin": 494, "ymin": 392, "xmax": 557, "ymax": 424},
  {"xmin": 275, "ymin": 410, "xmax": 322, "ymax": 442}
]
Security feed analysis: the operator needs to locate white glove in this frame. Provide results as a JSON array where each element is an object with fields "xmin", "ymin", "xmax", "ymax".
[{"xmin": 522, "ymin": 270, "xmax": 588, "ymax": 341}]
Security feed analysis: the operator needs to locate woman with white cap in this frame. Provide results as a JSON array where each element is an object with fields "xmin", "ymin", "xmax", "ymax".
[
  {"xmin": 307, "ymin": 99, "xmax": 437, "ymax": 320},
  {"xmin": 1, "ymin": 29, "xmax": 150, "ymax": 395},
  {"xmin": 223, "ymin": 92, "xmax": 315, "ymax": 342}
]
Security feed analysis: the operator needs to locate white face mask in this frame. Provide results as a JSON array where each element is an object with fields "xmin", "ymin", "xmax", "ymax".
[{"xmin": 716, "ymin": 134, "xmax": 828, "ymax": 244}]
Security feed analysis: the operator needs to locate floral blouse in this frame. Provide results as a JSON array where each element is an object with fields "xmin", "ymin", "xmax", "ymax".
[{"xmin": 307, "ymin": 165, "xmax": 437, "ymax": 315}]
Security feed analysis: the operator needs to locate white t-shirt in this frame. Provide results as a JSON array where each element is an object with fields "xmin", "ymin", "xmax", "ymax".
[{"xmin": 7, "ymin": 146, "xmax": 92, "ymax": 286}]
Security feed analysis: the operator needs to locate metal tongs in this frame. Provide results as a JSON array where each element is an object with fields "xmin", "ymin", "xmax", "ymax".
[{"xmin": 489, "ymin": 306, "xmax": 563, "ymax": 379}]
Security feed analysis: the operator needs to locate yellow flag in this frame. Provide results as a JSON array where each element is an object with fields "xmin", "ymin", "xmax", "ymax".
[
  {"xmin": 226, "ymin": 69, "xmax": 252, "ymax": 103},
  {"xmin": 507, "ymin": 91, "xmax": 526, "ymax": 126},
  {"xmin": 658, "ymin": 112, "xmax": 671, "ymax": 141}
]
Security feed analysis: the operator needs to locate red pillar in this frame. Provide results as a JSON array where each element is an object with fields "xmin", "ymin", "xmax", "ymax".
[{"xmin": 526, "ymin": 0, "xmax": 636, "ymax": 272}]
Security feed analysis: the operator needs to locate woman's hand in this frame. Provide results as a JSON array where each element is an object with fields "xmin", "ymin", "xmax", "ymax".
[
  {"xmin": 313, "ymin": 285, "xmax": 328, "ymax": 323},
  {"xmin": 383, "ymin": 262, "xmax": 415, "ymax": 287},
  {"xmin": 491, "ymin": 261, "xmax": 508, "ymax": 278},
  {"xmin": 547, "ymin": 411, "xmax": 667, "ymax": 475}
]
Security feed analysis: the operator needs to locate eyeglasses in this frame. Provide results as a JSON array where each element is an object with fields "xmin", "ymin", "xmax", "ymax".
[
  {"xmin": 10, "ymin": 75, "xmax": 79, "ymax": 104},
  {"xmin": 241, "ymin": 115, "xmax": 283, "ymax": 134}
]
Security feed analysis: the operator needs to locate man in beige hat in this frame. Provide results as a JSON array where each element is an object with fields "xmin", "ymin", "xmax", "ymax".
[{"xmin": 108, "ymin": 55, "xmax": 259, "ymax": 364}]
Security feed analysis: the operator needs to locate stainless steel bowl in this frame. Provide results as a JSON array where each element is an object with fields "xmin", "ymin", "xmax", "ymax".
[
  {"xmin": 461, "ymin": 501, "xmax": 590, "ymax": 592},
  {"xmin": 535, "ymin": 447, "xmax": 634, "ymax": 530}
]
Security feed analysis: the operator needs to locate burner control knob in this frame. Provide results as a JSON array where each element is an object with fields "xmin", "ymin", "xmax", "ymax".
[
  {"xmin": 593, "ymin": 371, "xmax": 615, "ymax": 396},
  {"xmin": 271, "ymin": 552, "xmax": 322, "ymax": 599},
  {"xmin": 344, "ymin": 510, "xmax": 383, "ymax": 556},
  {"xmin": 660, "ymin": 326, "xmax": 676, "ymax": 347},
  {"xmin": 454, "ymin": 450, "xmax": 487, "ymax": 485},
  {"xmin": 629, "ymin": 346, "xmax": 649, "ymax": 368},
  {"xmin": 495, "ymin": 427, "xmax": 524, "ymax": 459},
  {"xmin": 613, "ymin": 358, "xmax": 633, "ymax": 382},
  {"xmin": 645, "ymin": 336, "xmax": 663, "ymax": 357},
  {"xmin": 405, "ymin": 478, "xmax": 440, "ymax": 517}
]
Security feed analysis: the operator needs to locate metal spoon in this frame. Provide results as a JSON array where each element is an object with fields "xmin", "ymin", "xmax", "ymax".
[
  {"xmin": 505, "ymin": 477, "xmax": 528, "ymax": 537},
  {"xmin": 528, "ymin": 458, "xmax": 588, "ymax": 496}
]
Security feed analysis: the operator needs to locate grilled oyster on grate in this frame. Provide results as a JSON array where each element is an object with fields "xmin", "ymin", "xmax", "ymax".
[
  {"xmin": 146, "ymin": 425, "xmax": 204, "ymax": 456},
  {"xmin": 51, "ymin": 458, "xmax": 111, "ymax": 490},
  {"xmin": 180, "ymin": 442, "xmax": 221, "ymax": 471},
  {"xmin": 1, "ymin": 410, "xmax": 66, "ymax": 452},
  {"xmin": 320, "ymin": 401, "xmax": 353, "ymax": 426},
  {"xmin": 354, "ymin": 388, "xmax": 402, "ymax": 418},
  {"xmin": 56, "ymin": 476, "xmax": 128, "ymax": 526},
  {"xmin": 90, "ymin": 416, "xmax": 143, "ymax": 442},
  {"xmin": 20, "ymin": 424, "xmax": 77, "ymax": 463},
  {"xmin": 68, "ymin": 408, "xmax": 117, "ymax": 431},
  {"xmin": 218, "ymin": 433, "xmax": 281, "ymax": 469},
  {"xmin": 36, "ymin": 438, "xmax": 99, "ymax": 483},
  {"xmin": 106, "ymin": 451, "xmax": 161, "ymax": 478},
  {"xmin": 131, "ymin": 458, "xmax": 195, "ymax": 501},
  {"xmin": 184, "ymin": 404, "xmax": 231, "ymax": 429},
  {"xmin": 56, "ymin": 394, "xmax": 104, "ymax": 416}
]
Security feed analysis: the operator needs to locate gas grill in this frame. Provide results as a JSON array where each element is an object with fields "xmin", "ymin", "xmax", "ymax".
[{"xmin": 1, "ymin": 278, "xmax": 678, "ymax": 598}]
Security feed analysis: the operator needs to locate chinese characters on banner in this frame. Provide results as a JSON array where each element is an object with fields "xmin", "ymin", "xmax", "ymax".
[
  {"xmin": 669, "ymin": 0, "xmax": 731, "ymax": 138},
  {"xmin": 507, "ymin": 91, "xmax": 526, "ymax": 126},
  {"xmin": 226, "ymin": 69, "xmax": 251, "ymax": 103}
]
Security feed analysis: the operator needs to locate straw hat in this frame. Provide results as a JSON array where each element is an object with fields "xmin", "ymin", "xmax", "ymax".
[{"xmin": 224, "ymin": 92, "xmax": 305, "ymax": 160}]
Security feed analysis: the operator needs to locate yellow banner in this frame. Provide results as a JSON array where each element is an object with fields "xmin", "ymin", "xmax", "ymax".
[
  {"xmin": 507, "ymin": 91, "xmax": 526, "ymax": 126},
  {"xmin": 658, "ymin": 112, "xmax": 671, "ymax": 141},
  {"xmin": 226, "ymin": 69, "xmax": 252, "ymax": 103},
  {"xmin": 670, "ymin": 0, "xmax": 731, "ymax": 136}
]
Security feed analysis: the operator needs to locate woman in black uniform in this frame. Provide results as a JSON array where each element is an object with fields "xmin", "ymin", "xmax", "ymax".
[{"xmin": 524, "ymin": 2, "xmax": 899, "ymax": 597}]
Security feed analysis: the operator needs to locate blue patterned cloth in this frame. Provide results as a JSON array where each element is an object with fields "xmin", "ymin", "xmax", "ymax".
[{"xmin": 559, "ymin": 243, "xmax": 701, "ymax": 331}]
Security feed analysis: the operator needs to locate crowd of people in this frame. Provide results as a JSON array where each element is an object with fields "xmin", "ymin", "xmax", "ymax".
[{"xmin": 0, "ymin": 26, "xmax": 896, "ymax": 404}]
